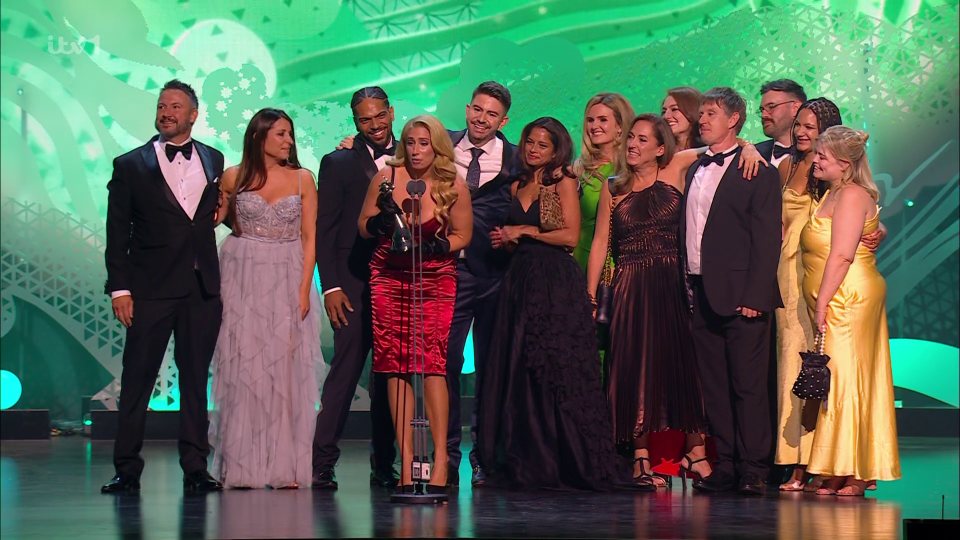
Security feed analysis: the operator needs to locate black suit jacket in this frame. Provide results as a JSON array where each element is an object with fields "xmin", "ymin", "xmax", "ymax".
[
  {"xmin": 104, "ymin": 136, "xmax": 225, "ymax": 299},
  {"xmin": 755, "ymin": 139, "xmax": 775, "ymax": 163},
  {"xmin": 755, "ymin": 139, "xmax": 795, "ymax": 164},
  {"xmin": 315, "ymin": 137, "xmax": 383, "ymax": 294},
  {"xmin": 448, "ymin": 129, "xmax": 517, "ymax": 278},
  {"xmin": 680, "ymin": 147, "xmax": 783, "ymax": 316}
]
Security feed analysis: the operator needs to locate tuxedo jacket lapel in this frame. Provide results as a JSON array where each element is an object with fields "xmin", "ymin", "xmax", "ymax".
[
  {"xmin": 195, "ymin": 142, "xmax": 218, "ymax": 184},
  {"xmin": 194, "ymin": 141, "xmax": 220, "ymax": 209},
  {"xmin": 355, "ymin": 138, "xmax": 379, "ymax": 180},
  {"xmin": 701, "ymin": 147, "xmax": 744, "ymax": 237},
  {"xmin": 139, "ymin": 138, "xmax": 187, "ymax": 218}
]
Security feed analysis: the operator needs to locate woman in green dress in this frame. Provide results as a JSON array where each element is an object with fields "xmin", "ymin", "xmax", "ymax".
[{"xmin": 572, "ymin": 93, "xmax": 635, "ymax": 272}]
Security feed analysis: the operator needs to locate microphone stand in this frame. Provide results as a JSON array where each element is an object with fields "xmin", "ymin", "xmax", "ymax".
[{"xmin": 391, "ymin": 178, "xmax": 447, "ymax": 505}]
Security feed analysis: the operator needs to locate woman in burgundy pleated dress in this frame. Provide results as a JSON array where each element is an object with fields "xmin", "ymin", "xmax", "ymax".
[
  {"xmin": 586, "ymin": 114, "xmax": 765, "ymax": 487},
  {"xmin": 358, "ymin": 115, "xmax": 473, "ymax": 493}
]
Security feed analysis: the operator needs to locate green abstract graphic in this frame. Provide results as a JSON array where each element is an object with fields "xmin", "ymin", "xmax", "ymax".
[{"xmin": 1, "ymin": 0, "xmax": 957, "ymax": 417}]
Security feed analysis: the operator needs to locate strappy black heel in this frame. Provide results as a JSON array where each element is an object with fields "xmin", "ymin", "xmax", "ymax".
[
  {"xmin": 679, "ymin": 455, "xmax": 710, "ymax": 487},
  {"xmin": 635, "ymin": 456, "xmax": 671, "ymax": 488}
]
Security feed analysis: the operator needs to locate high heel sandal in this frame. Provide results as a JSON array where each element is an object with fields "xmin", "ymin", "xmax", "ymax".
[
  {"xmin": 679, "ymin": 455, "xmax": 710, "ymax": 483},
  {"xmin": 635, "ymin": 457, "xmax": 671, "ymax": 488}
]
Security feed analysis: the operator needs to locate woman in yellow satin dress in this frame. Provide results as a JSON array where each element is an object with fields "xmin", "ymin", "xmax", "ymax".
[
  {"xmin": 775, "ymin": 99, "xmax": 842, "ymax": 490},
  {"xmin": 800, "ymin": 126, "xmax": 901, "ymax": 497}
]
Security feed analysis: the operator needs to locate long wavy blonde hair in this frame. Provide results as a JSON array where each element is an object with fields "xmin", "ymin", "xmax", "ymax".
[
  {"xmin": 386, "ymin": 115, "xmax": 459, "ymax": 229},
  {"xmin": 573, "ymin": 93, "xmax": 635, "ymax": 179},
  {"xmin": 816, "ymin": 126, "xmax": 880, "ymax": 202}
]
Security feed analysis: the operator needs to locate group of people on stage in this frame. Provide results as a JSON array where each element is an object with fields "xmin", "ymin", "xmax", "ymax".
[{"xmin": 101, "ymin": 75, "xmax": 901, "ymax": 498}]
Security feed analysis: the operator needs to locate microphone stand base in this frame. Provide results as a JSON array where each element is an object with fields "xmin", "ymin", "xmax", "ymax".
[{"xmin": 390, "ymin": 490, "xmax": 448, "ymax": 505}]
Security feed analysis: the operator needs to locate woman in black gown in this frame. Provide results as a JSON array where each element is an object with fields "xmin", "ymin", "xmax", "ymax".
[{"xmin": 478, "ymin": 117, "xmax": 650, "ymax": 491}]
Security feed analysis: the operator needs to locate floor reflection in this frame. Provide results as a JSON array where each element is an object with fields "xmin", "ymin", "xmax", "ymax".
[{"xmin": 0, "ymin": 438, "xmax": 954, "ymax": 539}]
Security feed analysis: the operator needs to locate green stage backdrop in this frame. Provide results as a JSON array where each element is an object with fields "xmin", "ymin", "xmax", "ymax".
[{"xmin": 0, "ymin": 0, "xmax": 957, "ymax": 420}]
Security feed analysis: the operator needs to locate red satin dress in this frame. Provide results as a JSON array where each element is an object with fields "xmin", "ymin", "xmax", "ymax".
[{"xmin": 370, "ymin": 217, "xmax": 457, "ymax": 375}]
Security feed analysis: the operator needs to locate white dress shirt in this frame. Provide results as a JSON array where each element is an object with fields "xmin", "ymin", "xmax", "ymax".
[
  {"xmin": 453, "ymin": 134, "xmax": 504, "ymax": 187},
  {"xmin": 111, "ymin": 137, "xmax": 206, "ymax": 299},
  {"xmin": 684, "ymin": 143, "xmax": 739, "ymax": 275},
  {"xmin": 368, "ymin": 142, "xmax": 392, "ymax": 173},
  {"xmin": 770, "ymin": 142, "xmax": 791, "ymax": 168}
]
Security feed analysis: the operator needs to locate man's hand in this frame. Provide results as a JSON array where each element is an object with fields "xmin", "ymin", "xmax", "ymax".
[
  {"xmin": 112, "ymin": 295, "xmax": 134, "ymax": 327},
  {"xmin": 860, "ymin": 222, "xmax": 887, "ymax": 252},
  {"xmin": 324, "ymin": 290, "xmax": 353, "ymax": 329},
  {"xmin": 736, "ymin": 305, "xmax": 762, "ymax": 318}
]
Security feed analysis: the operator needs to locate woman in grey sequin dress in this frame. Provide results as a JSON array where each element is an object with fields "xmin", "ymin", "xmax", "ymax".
[{"xmin": 209, "ymin": 109, "xmax": 324, "ymax": 489}]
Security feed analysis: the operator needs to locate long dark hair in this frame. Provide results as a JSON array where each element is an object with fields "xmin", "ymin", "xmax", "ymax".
[
  {"xmin": 787, "ymin": 97, "xmax": 842, "ymax": 200},
  {"xmin": 228, "ymin": 108, "xmax": 301, "ymax": 235},
  {"xmin": 517, "ymin": 117, "xmax": 574, "ymax": 188},
  {"xmin": 663, "ymin": 86, "xmax": 703, "ymax": 149}
]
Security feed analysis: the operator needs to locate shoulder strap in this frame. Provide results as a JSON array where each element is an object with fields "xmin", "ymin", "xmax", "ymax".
[
  {"xmin": 390, "ymin": 165, "xmax": 396, "ymax": 184},
  {"xmin": 297, "ymin": 168, "xmax": 302, "ymax": 195}
]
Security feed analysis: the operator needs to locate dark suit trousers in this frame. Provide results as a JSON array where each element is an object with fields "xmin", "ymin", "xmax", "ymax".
[
  {"xmin": 114, "ymin": 273, "xmax": 222, "ymax": 477},
  {"xmin": 312, "ymin": 271, "xmax": 396, "ymax": 473},
  {"xmin": 690, "ymin": 277, "xmax": 772, "ymax": 479},
  {"xmin": 446, "ymin": 260, "xmax": 501, "ymax": 469}
]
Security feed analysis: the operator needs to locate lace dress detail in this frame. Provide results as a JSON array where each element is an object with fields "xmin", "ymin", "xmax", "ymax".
[
  {"xmin": 478, "ymin": 196, "xmax": 634, "ymax": 491},
  {"xmin": 209, "ymin": 173, "xmax": 325, "ymax": 488}
]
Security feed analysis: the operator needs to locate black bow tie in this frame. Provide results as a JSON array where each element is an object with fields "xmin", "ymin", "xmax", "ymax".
[
  {"xmin": 773, "ymin": 144, "xmax": 791, "ymax": 159},
  {"xmin": 165, "ymin": 141, "xmax": 193, "ymax": 162},
  {"xmin": 700, "ymin": 149, "xmax": 736, "ymax": 168},
  {"xmin": 371, "ymin": 141, "xmax": 397, "ymax": 160}
]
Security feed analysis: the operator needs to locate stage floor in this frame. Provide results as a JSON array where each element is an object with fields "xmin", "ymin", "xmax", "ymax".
[{"xmin": 0, "ymin": 437, "xmax": 957, "ymax": 539}]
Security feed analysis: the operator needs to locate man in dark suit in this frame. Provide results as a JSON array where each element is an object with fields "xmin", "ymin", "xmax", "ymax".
[
  {"xmin": 754, "ymin": 79, "xmax": 806, "ymax": 168},
  {"xmin": 312, "ymin": 87, "xmax": 398, "ymax": 489},
  {"xmin": 444, "ymin": 82, "xmax": 517, "ymax": 487},
  {"xmin": 680, "ymin": 87, "xmax": 782, "ymax": 496},
  {"xmin": 102, "ymin": 80, "xmax": 224, "ymax": 493}
]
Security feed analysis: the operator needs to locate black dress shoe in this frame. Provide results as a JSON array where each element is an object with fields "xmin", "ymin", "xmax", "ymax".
[
  {"xmin": 183, "ymin": 470, "xmax": 223, "ymax": 492},
  {"xmin": 738, "ymin": 472, "xmax": 766, "ymax": 496},
  {"xmin": 312, "ymin": 469, "xmax": 338, "ymax": 490},
  {"xmin": 370, "ymin": 467, "xmax": 399, "ymax": 488},
  {"xmin": 471, "ymin": 466, "xmax": 487, "ymax": 486},
  {"xmin": 692, "ymin": 470, "xmax": 737, "ymax": 493},
  {"xmin": 101, "ymin": 473, "xmax": 140, "ymax": 493},
  {"xmin": 426, "ymin": 484, "xmax": 448, "ymax": 495},
  {"xmin": 447, "ymin": 465, "xmax": 459, "ymax": 488}
]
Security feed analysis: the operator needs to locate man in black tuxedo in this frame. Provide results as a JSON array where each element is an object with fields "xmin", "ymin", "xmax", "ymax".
[
  {"xmin": 444, "ymin": 82, "xmax": 517, "ymax": 487},
  {"xmin": 754, "ymin": 79, "xmax": 806, "ymax": 168},
  {"xmin": 312, "ymin": 87, "xmax": 398, "ymax": 489},
  {"xmin": 680, "ymin": 87, "xmax": 782, "ymax": 496},
  {"xmin": 102, "ymin": 80, "xmax": 224, "ymax": 493}
]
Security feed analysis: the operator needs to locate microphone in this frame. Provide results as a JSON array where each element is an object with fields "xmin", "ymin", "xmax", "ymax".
[{"xmin": 406, "ymin": 179, "xmax": 427, "ymax": 197}]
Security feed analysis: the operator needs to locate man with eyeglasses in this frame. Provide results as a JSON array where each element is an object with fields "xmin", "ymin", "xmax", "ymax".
[{"xmin": 755, "ymin": 79, "xmax": 806, "ymax": 168}]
